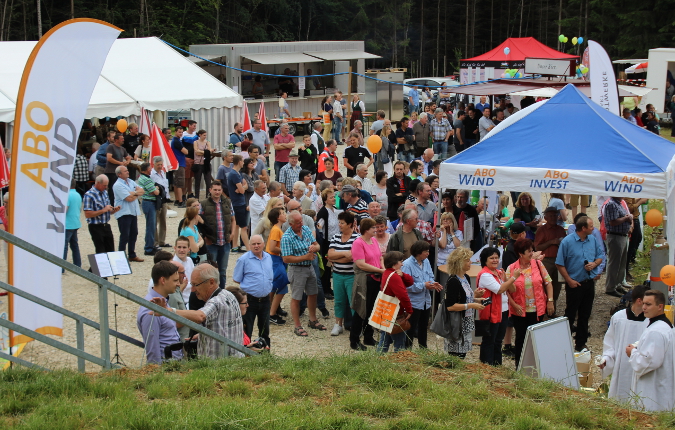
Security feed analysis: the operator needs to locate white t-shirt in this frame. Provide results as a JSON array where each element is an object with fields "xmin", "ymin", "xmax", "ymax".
[
  {"xmin": 479, "ymin": 272, "xmax": 509, "ymax": 312},
  {"xmin": 174, "ymin": 255, "xmax": 194, "ymax": 307}
]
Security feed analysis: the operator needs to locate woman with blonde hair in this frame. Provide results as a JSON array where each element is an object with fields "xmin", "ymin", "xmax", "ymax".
[
  {"xmin": 252, "ymin": 197, "xmax": 284, "ymax": 245},
  {"xmin": 513, "ymin": 192, "xmax": 541, "ymax": 238},
  {"xmin": 436, "ymin": 211, "xmax": 463, "ymax": 286},
  {"xmin": 444, "ymin": 247, "xmax": 485, "ymax": 358}
]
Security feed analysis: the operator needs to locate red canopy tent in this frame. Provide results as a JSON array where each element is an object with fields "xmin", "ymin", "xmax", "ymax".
[{"xmin": 460, "ymin": 37, "xmax": 578, "ymax": 69}]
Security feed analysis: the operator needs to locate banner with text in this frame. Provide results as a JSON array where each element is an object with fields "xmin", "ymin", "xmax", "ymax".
[
  {"xmin": 439, "ymin": 163, "xmax": 667, "ymax": 199},
  {"xmin": 588, "ymin": 40, "xmax": 620, "ymax": 115},
  {"xmin": 9, "ymin": 19, "xmax": 121, "ymax": 345}
]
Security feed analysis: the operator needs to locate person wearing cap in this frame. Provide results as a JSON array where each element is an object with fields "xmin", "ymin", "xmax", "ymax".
[
  {"xmin": 278, "ymin": 150, "xmax": 302, "ymax": 196},
  {"xmin": 534, "ymin": 207, "xmax": 567, "ymax": 313}
]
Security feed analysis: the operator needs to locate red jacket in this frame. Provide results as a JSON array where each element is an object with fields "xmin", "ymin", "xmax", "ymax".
[
  {"xmin": 318, "ymin": 150, "xmax": 339, "ymax": 173},
  {"xmin": 381, "ymin": 269, "xmax": 414, "ymax": 315},
  {"xmin": 508, "ymin": 259, "xmax": 548, "ymax": 317},
  {"xmin": 477, "ymin": 266, "xmax": 506, "ymax": 323}
]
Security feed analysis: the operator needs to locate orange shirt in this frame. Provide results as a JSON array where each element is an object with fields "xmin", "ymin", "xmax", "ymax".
[{"xmin": 266, "ymin": 225, "xmax": 283, "ymax": 256}]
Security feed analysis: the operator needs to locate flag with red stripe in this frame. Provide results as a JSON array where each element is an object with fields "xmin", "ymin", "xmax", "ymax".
[{"xmin": 150, "ymin": 123, "xmax": 178, "ymax": 172}]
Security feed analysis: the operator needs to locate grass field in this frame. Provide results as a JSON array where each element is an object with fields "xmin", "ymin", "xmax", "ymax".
[{"xmin": 1, "ymin": 351, "xmax": 674, "ymax": 429}]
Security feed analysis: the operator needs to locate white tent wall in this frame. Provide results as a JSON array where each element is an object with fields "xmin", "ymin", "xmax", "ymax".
[{"xmin": 191, "ymin": 106, "xmax": 242, "ymax": 171}]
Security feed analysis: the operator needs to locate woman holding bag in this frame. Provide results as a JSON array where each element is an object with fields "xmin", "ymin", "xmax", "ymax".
[
  {"xmin": 443, "ymin": 247, "xmax": 484, "ymax": 358},
  {"xmin": 377, "ymin": 251, "xmax": 413, "ymax": 352},
  {"xmin": 506, "ymin": 237, "xmax": 555, "ymax": 368},
  {"xmin": 476, "ymin": 247, "xmax": 519, "ymax": 366}
]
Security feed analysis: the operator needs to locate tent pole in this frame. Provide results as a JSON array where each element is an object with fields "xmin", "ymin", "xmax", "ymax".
[{"xmin": 432, "ymin": 194, "xmax": 441, "ymax": 322}]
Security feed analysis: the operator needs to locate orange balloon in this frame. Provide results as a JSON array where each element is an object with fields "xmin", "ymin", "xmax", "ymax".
[
  {"xmin": 367, "ymin": 135, "xmax": 382, "ymax": 154},
  {"xmin": 645, "ymin": 209, "xmax": 663, "ymax": 228},
  {"xmin": 661, "ymin": 265, "xmax": 675, "ymax": 286},
  {"xmin": 117, "ymin": 118, "xmax": 128, "ymax": 133}
]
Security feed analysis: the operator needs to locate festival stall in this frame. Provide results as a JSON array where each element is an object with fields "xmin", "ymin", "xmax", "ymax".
[{"xmin": 439, "ymin": 84, "xmax": 675, "ymax": 262}]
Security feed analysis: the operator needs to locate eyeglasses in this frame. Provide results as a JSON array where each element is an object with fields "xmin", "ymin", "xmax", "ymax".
[
  {"xmin": 192, "ymin": 278, "xmax": 210, "ymax": 288},
  {"xmin": 240, "ymin": 302, "xmax": 249, "ymax": 306}
]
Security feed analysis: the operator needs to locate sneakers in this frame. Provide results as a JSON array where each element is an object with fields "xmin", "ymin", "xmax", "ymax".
[
  {"xmin": 350, "ymin": 342, "xmax": 367, "ymax": 351},
  {"xmin": 362, "ymin": 337, "xmax": 377, "ymax": 346},
  {"xmin": 277, "ymin": 308, "xmax": 288, "ymax": 317},
  {"xmin": 330, "ymin": 324, "xmax": 344, "ymax": 336},
  {"xmin": 320, "ymin": 308, "xmax": 330, "ymax": 318},
  {"xmin": 269, "ymin": 315, "xmax": 286, "ymax": 325}
]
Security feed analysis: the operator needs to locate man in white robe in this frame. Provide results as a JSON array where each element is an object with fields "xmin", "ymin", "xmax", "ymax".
[
  {"xmin": 626, "ymin": 289, "xmax": 675, "ymax": 412},
  {"xmin": 599, "ymin": 285, "xmax": 648, "ymax": 402}
]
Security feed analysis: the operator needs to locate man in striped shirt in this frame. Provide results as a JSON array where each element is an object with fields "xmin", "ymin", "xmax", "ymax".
[{"xmin": 342, "ymin": 185, "xmax": 368, "ymax": 224}]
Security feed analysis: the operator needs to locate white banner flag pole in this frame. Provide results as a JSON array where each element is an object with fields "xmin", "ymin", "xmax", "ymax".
[{"xmin": 8, "ymin": 19, "xmax": 122, "ymax": 346}]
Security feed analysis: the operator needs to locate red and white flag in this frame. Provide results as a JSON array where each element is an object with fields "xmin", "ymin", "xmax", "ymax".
[
  {"xmin": 241, "ymin": 100, "xmax": 252, "ymax": 131},
  {"xmin": 138, "ymin": 106, "xmax": 152, "ymax": 136},
  {"xmin": 150, "ymin": 123, "xmax": 178, "ymax": 172},
  {"xmin": 0, "ymin": 137, "xmax": 8, "ymax": 189},
  {"xmin": 258, "ymin": 102, "xmax": 268, "ymax": 132}
]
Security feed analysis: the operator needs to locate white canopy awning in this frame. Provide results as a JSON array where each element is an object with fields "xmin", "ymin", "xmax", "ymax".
[
  {"xmin": 242, "ymin": 52, "xmax": 322, "ymax": 65},
  {"xmin": 304, "ymin": 50, "xmax": 381, "ymax": 60},
  {"xmin": 0, "ymin": 36, "xmax": 242, "ymax": 122}
]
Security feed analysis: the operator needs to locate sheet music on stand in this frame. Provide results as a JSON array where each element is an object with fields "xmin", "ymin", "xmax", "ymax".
[{"xmin": 88, "ymin": 251, "xmax": 132, "ymax": 277}]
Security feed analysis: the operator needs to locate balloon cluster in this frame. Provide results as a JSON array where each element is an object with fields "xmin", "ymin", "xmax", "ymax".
[
  {"xmin": 559, "ymin": 35, "xmax": 584, "ymax": 45},
  {"xmin": 575, "ymin": 64, "xmax": 589, "ymax": 78},
  {"xmin": 500, "ymin": 69, "xmax": 522, "ymax": 79}
]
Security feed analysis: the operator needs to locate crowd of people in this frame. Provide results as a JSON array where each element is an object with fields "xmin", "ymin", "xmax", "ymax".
[{"xmin": 58, "ymin": 94, "xmax": 674, "ymax": 412}]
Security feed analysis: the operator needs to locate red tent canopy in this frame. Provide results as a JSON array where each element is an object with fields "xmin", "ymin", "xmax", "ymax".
[{"xmin": 461, "ymin": 37, "xmax": 578, "ymax": 68}]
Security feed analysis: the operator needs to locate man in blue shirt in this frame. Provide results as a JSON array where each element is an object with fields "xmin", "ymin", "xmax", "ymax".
[
  {"xmin": 475, "ymin": 96, "xmax": 490, "ymax": 113},
  {"xmin": 112, "ymin": 165, "xmax": 145, "ymax": 262},
  {"xmin": 233, "ymin": 234, "xmax": 274, "ymax": 347},
  {"xmin": 556, "ymin": 215, "xmax": 604, "ymax": 352},
  {"xmin": 409, "ymin": 85, "xmax": 420, "ymax": 114},
  {"xmin": 95, "ymin": 131, "xmax": 114, "ymax": 177},
  {"xmin": 166, "ymin": 126, "xmax": 187, "ymax": 207},
  {"xmin": 137, "ymin": 261, "xmax": 183, "ymax": 364}
]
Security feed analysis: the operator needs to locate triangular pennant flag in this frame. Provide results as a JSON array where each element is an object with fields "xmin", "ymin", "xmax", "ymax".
[
  {"xmin": 138, "ymin": 106, "xmax": 152, "ymax": 137},
  {"xmin": 150, "ymin": 123, "xmax": 178, "ymax": 172},
  {"xmin": 0, "ymin": 137, "xmax": 8, "ymax": 189},
  {"xmin": 258, "ymin": 102, "xmax": 268, "ymax": 132},
  {"xmin": 241, "ymin": 100, "xmax": 252, "ymax": 131}
]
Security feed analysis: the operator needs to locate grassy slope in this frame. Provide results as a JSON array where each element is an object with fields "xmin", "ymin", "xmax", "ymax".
[{"xmin": 1, "ymin": 351, "xmax": 673, "ymax": 430}]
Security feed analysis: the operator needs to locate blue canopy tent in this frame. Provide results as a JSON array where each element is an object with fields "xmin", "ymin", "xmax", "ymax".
[{"xmin": 439, "ymin": 83, "xmax": 675, "ymax": 260}]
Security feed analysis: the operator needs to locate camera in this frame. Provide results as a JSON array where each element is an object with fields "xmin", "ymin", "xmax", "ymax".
[
  {"xmin": 249, "ymin": 337, "xmax": 268, "ymax": 350},
  {"xmin": 482, "ymin": 296, "xmax": 493, "ymax": 306}
]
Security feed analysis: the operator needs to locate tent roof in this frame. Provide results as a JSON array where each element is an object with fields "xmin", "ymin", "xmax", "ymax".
[
  {"xmin": 461, "ymin": 37, "xmax": 577, "ymax": 67},
  {"xmin": 451, "ymin": 77, "xmax": 645, "ymax": 97},
  {"xmin": 445, "ymin": 84, "xmax": 675, "ymax": 174},
  {"xmin": 0, "ymin": 37, "xmax": 242, "ymax": 122}
]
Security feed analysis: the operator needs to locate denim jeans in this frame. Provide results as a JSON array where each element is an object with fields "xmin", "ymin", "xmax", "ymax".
[
  {"xmin": 398, "ymin": 151, "xmax": 415, "ymax": 163},
  {"xmin": 117, "ymin": 215, "xmax": 138, "ymax": 259},
  {"xmin": 378, "ymin": 329, "xmax": 407, "ymax": 352},
  {"xmin": 63, "ymin": 228, "xmax": 81, "ymax": 272},
  {"xmin": 274, "ymin": 161, "xmax": 287, "ymax": 182},
  {"xmin": 206, "ymin": 243, "xmax": 231, "ymax": 288},
  {"xmin": 433, "ymin": 141, "xmax": 448, "ymax": 159},
  {"xmin": 332, "ymin": 117, "xmax": 343, "ymax": 142},
  {"xmin": 141, "ymin": 200, "xmax": 157, "ymax": 253},
  {"xmin": 464, "ymin": 138, "xmax": 476, "ymax": 149}
]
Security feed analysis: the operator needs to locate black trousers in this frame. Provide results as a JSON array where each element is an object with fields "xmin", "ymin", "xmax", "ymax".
[
  {"xmin": 106, "ymin": 173, "xmax": 117, "ymax": 204},
  {"xmin": 627, "ymin": 218, "xmax": 642, "ymax": 269},
  {"xmin": 321, "ymin": 264, "xmax": 333, "ymax": 295},
  {"xmin": 480, "ymin": 310, "xmax": 508, "ymax": 366},
  {"xmin": 512, "ymin": 311, "xmax": 541, "ymax": 368},
  {"xmin": 88, "ymin": 223, "xmax": 115, "ymax": 254},
  {"xmin": 350, "ymin": 276, "xmax": 379, "ymax": 344},
  {"xmin": 242, "ymin": 294, "xmax": 270, "ymax": 348},
  {"xmin": 405, "ymin": 306, "xmax": 431, "ymax": 349},
  {"xmin": 117, "ymin": 215, "xmax": 138, "ymax": 259},
  {"xmin": 564, "ymin": 279, "xmax": 594, "ymax": 351}
]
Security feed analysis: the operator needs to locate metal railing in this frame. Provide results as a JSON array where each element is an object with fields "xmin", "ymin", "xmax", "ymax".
[{"xmin": 0, "ymin": 229, "xmax": 256, "ymax": 372}]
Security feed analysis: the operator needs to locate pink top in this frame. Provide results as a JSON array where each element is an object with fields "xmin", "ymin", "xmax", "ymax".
[
  {"xmin": 273, "ymin": 134, "xmax": 294, "ymax": 163},
  {"xmin": 352, "ymin": 236, "xmax": 382, "ymax": 269}
]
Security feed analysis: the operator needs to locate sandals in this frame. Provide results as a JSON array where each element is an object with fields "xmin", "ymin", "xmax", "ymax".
[
  {"xmin": 308, "ymin": 320, "xmax": 327, "ymax": 330},
  {"xmin": 294, "ymin": 326, "xmax": 308, "ymax": 337}
]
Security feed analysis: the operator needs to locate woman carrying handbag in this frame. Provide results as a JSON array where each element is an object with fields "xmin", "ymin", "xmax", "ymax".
[{"xmin": 376, "ymin": 251, "xmax": 413, "ymax": 353}]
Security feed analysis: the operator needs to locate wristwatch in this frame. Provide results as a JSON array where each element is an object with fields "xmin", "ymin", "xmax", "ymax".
[{"xmin": 547, "ymin": 298, "xmax": 554, "ymax": 302}]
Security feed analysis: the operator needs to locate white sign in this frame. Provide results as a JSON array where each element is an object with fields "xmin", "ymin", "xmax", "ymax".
[
  {"xmin": 298, "ymin": 77, "xmax": 306, "ymax": 91},
  {"xmin": 588, "ymin": 40, "xmax": 620, "ymax": 115},
  {"xmin": 524, "ymin": 58, "xmax": 574, "ymax": 76},
  {"xmin": 8, "ymin": 19, "xmax": 121, "ymax": 346}
]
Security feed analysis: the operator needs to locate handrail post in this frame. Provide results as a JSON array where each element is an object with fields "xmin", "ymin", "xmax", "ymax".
[
  {"xmin": 98, "ymin": 282, "xmax": 111, "ymax": 369},
  {"xmin": 75, "ymin": 320, "xmax": 85, "ymax": 372}
]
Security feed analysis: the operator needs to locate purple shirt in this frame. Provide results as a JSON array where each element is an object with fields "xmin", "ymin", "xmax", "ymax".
[{"xmin": 137, "ymin": 289, "xmax": 183, "ymax": 364}]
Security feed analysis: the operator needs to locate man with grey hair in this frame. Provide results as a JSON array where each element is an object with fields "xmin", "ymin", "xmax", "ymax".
[
  {"xmin": 83, "ymin": 174, "xmax": 119, "ymax": 255},
  {"xmin": 244, "ymin": 119, "xmax": 271, "ymax": 166},
  {"xmin": 387, "ymin": 208, "xmax": 423, "ymax": 258},
  {"xmin": 354, "ymin": 163, "xmax": 373, "ymax": 194},
  {"xmin": 310, "ymin": 121, "xmax": 325, "ymax": 153},
  {"xmin": 112, "ymin": 165, "xmax": 145, "ymax": 262},
  {"xmin": 154, "ymin": 263, "xmax": 244, "ymax": 358},
  {"xmin": 268, "ymin": 180, "xmax": 290, "ymax": 205},
  {"xmin": 452, "ymin": 189, "xmax": 481, "ymax": 252},
  {"xmin": 273, "ymin": 123, "xmax": 295, "ymax": 180},
  {"xmin": 412, "ymin": 111, "xmax": 430, "ymax": 158},
  {"xmin": 292, "ymin": 181, "xmax": 312, "ymax": 211},
  {"xmin": 249, "ymin": 180, "xmax": 269, "ymax": 233},
  {"xmin": 281, "ymin": 211, "xmax": 325, "ymax": 336},
  {"xmin": 137, "ymin": 161, "xmax": 161, "ymax": 256},
  {"xmin": 370, "ymin": 110, "xmax": 386, "ymax": 135},
  {"xmin": 150, "ymin": 156, "xmax": 170, "ymax": 248},
  {"xmin": 430, "ymin": 108, "xmax": 454, "ymax": 159}
]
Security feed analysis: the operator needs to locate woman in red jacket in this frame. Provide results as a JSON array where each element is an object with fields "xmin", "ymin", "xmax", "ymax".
[
  {"xmin": 506, "ymin": 238, "xmax": 554, "ymax": 367},
  {"xmin": 377, "ymin": 251, "xmax": 413, "ymax": 352}
]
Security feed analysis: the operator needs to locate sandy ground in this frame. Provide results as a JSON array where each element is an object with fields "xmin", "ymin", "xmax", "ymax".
[{"xmin": 0, "ymin": 137, "xmax": 616, "ymax": 388}]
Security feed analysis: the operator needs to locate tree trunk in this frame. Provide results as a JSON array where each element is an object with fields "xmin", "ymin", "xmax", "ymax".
[
  {"xmin": 139, "ymin": 0, "xmax": 145, "ymax": 37},
  {"xmin": 519, "ymin": 0, "xmax": 524, "ymax": 37},
  {"xmin": 557, "ymin": 0, "xmax": 562, "ymax": 50},
  {"xmin": 1, "ymin": 0, "xmax": 7, "ymax": 42},
  {"xmin": 465, "ymin": 0, "xmax": 468, "ymax": 59},
  {"xmin": 71, "ymin": 0, "xmax": 74, "ymax": 19},
  {"xmin": 419, "ymin": 1, "xmax": 423, "ymax": 77},
  {"xmin": 490, "ymin": 0, "xmax": 493, "ymax": 47},
  {"xmin": 436, "ymin": 0, "xmax": 440, "ymax": 76},
  {"xmin": 37, "ymin": 0, "xmax": 42, "ymax": 38}
]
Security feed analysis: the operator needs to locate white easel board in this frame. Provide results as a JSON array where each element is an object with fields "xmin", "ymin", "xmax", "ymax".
[{"xmin": 517, "ymin": 316, "xmax": 580, "ymax": 389}]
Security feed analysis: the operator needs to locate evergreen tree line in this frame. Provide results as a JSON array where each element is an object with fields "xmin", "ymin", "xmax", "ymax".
[{"xmin": 0, "ymin": 0, "xmax": 673, "ymax": 76}]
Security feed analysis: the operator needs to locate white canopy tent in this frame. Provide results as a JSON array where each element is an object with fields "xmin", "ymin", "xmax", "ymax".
[{"xmin": 0, "ymin": 37, "xmax": 242, "ymax": 147}]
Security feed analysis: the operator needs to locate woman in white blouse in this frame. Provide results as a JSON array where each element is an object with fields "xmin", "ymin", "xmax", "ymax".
[{"xmin": 436, "ymin": 212, "xmax": 463, "ymax": 286}]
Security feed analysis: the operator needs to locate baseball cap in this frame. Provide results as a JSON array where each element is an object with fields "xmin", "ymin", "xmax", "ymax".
[
  {"xmin": 288, "ymin": 150, "xmax": 299, "ymax": 157},
  {"xmin": 544, "ymin": 206, "xmax": 559, "ymax": 213},
  {"xmin": 510, "ymin": 222, "xmax": 526, "ymax": 234}
]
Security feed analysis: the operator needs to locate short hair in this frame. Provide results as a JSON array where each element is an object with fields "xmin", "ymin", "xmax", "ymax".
[
  {"xmin": 187, "ymin": 120, "xmax": 197, "ymax": 127},
  {"xmin": 434, "ymin": 108, "xmax": 444, "ymax": 114},
  {"xmin": 151, "ymin": 261, "xmax": 178, "ymax": 285},
  {"xmin": 281, "ymin": 123, "xmax": 290, "ymax": 130},
  {"xmin": 153, "ymin": 156, "xmax": 163, "ymax": 164},
  {"xmin": 446, "ymin": 247, "xmax": 473, "ymax": 276},
  {"xmin": 115, "ymin": 165, "xmax": 126, "ymax": 175},
  {"xmin": 338, "ymin": 210, "xmax": 355, "ymax": 225},
  {"xmin": 397, "ymin": 205, "xmax": 406, "ymax": 215},
  {"xmin": 425, "ymin": 176, "xmax": 437, "ymax": 186},
  {"xmin": 479, "ymin": 247, "xmax": 501, "ymax": 268},
  {"xmin": 192, "ymin": 262, "xmax": 219, "ymax": 285},
  {"xmin": 356, "ymin": 163, "xmax": 368, "ymax": 172},
  {"xmin": 513, "ymin": 238, "xmax": 533, "ymax": 256},
  {"xmin": 432, "ymin": 159, "xmax": 443, "ymax": 168},
  {"xmin": 303, "ymin": 134, "xmax": 311, "ymax": 141},
  {"xmin": 175, "ymin": 126, "xmax": 184, "ymax": 131},
  {"xmin": 402, "ymin": 208, "xmax": 417, "ymax": 223},
  {"xmin": 408, "ymin": 179, "xmax": 421, "ymax": 194},
  {"xmin": 324, "ymin": 157, "xmax": 334, "ymax": 166},
  {"xmin": 293, "ymin": 181, "xmax": 306, "ymax": 192},
  {"xmin": 326, "ymin": 139, "xmax": 337, "ymax": 147},
  {"xmin": 268, "ymin": 207, "xmax": 284, "ymax": 225},
  {"xmin": 456, "ymin": 189, "xmax": 470, "ymax": 199},
  {"xmin": 410, "ymin": 240, "xmax": 430, "ymax": 257},
  {"xmin": 140, "ymin": 162, "xmax": 151, "ymax": 172},
  {"xmin": 321, "ymin": 188, "xmax": 334, "ymax": 203},
  {"xmin": 415, "ymin": 182, "xmax": 429, "ymax": 194},
  {"xmin": 631, "ymin": 284, "xmax": 647, "ymax": 302},
  {"xmin": 644, "ymin": 289, "xmax": 666, "ymax": 306},
  {"xmin": 377, "ymin": 109, "xmax": 386, "ymax": 119},
  {"xmin": 253, "ymin": 180, "xmax": 264, "ymax": 190},
  {"xmin": 574, "ymin": 212, "xmax": 587, "ymax": 223},
  {"xmin": 70, "ymin": 178, "xmax": 77, "ymax": 189},
  {"xmin": 360, "ymin": 217, "xmax": 376, "ymax": 232},
  {"xmin": 410, "ymin": 160, "xmax": 422, "ymax": 171},
  {"xmin": 299, "ymin": 169, "xmax": 312, "ymax": 180},
  {"xmin": 303, "ymin": 209, "xmax": 316, "ymax": 218},
  {"xmin": 319, "ymin": 180, "xmax": 332, "ymax": 192},
  {"xmin": 394, "ymin": 160, "xmax": 406, "ymax": 170},
  {"xmin": 226, "ymin": 285, "xmax": 246, "ymax": 304},
  {"xmin": 575, "ymin": 216, "xmax": 590, "ymax": 231},
  {"xmin": 161, "ymin": 127, "xmax": 171, "ymax": 134},
  {"xmin": 248, "ymin": 144, "xmax": 261, "ymax": 154},
  {"xmin": 314, "ymin": 122, "xmax": 322, "ymax": 130},
  {"xmin": 153, "ymin": 250, "xmax": 173, "ymax": 264},
  {"xmin": 210, "ymin": 180, "xmax": 223, "ymax": 190},
  {"xmin": 268, "ymin": 181, "xmax": 281, "ymax": 192},
  {"xmin": 128, "ymin": 122, "xmax": 138, "ymax": 129},
  {"xmin": 175, "ymin": 236, "xmax": 190, "ymax": 246},
  {"xmin": 383, "ymin": 251, "xmax": 405, "ymax": 269},
  {"xmin": 232, "ymin": 154, "xmax": 243, "ymax": 165},
  {"xmin": 440, "ymin": 211, "xmax": 457, "ymax": 227},
  {"xmin": 374, "ymin": 215, "xmax": 388, "ymax": 226},
  {"xmin": 375, "ymin": 170, "xmax": 388, "ymax": 183}
]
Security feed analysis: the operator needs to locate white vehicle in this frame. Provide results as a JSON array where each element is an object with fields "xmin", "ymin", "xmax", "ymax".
[{"xmin": 403, "ymin": 77, "xmax": 459, "ymax": 113}]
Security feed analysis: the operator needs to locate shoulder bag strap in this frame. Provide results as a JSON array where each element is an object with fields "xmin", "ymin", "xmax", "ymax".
[{"xmin": 382, "ymin": 272, "xmax": 397, "ymax": 296}]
